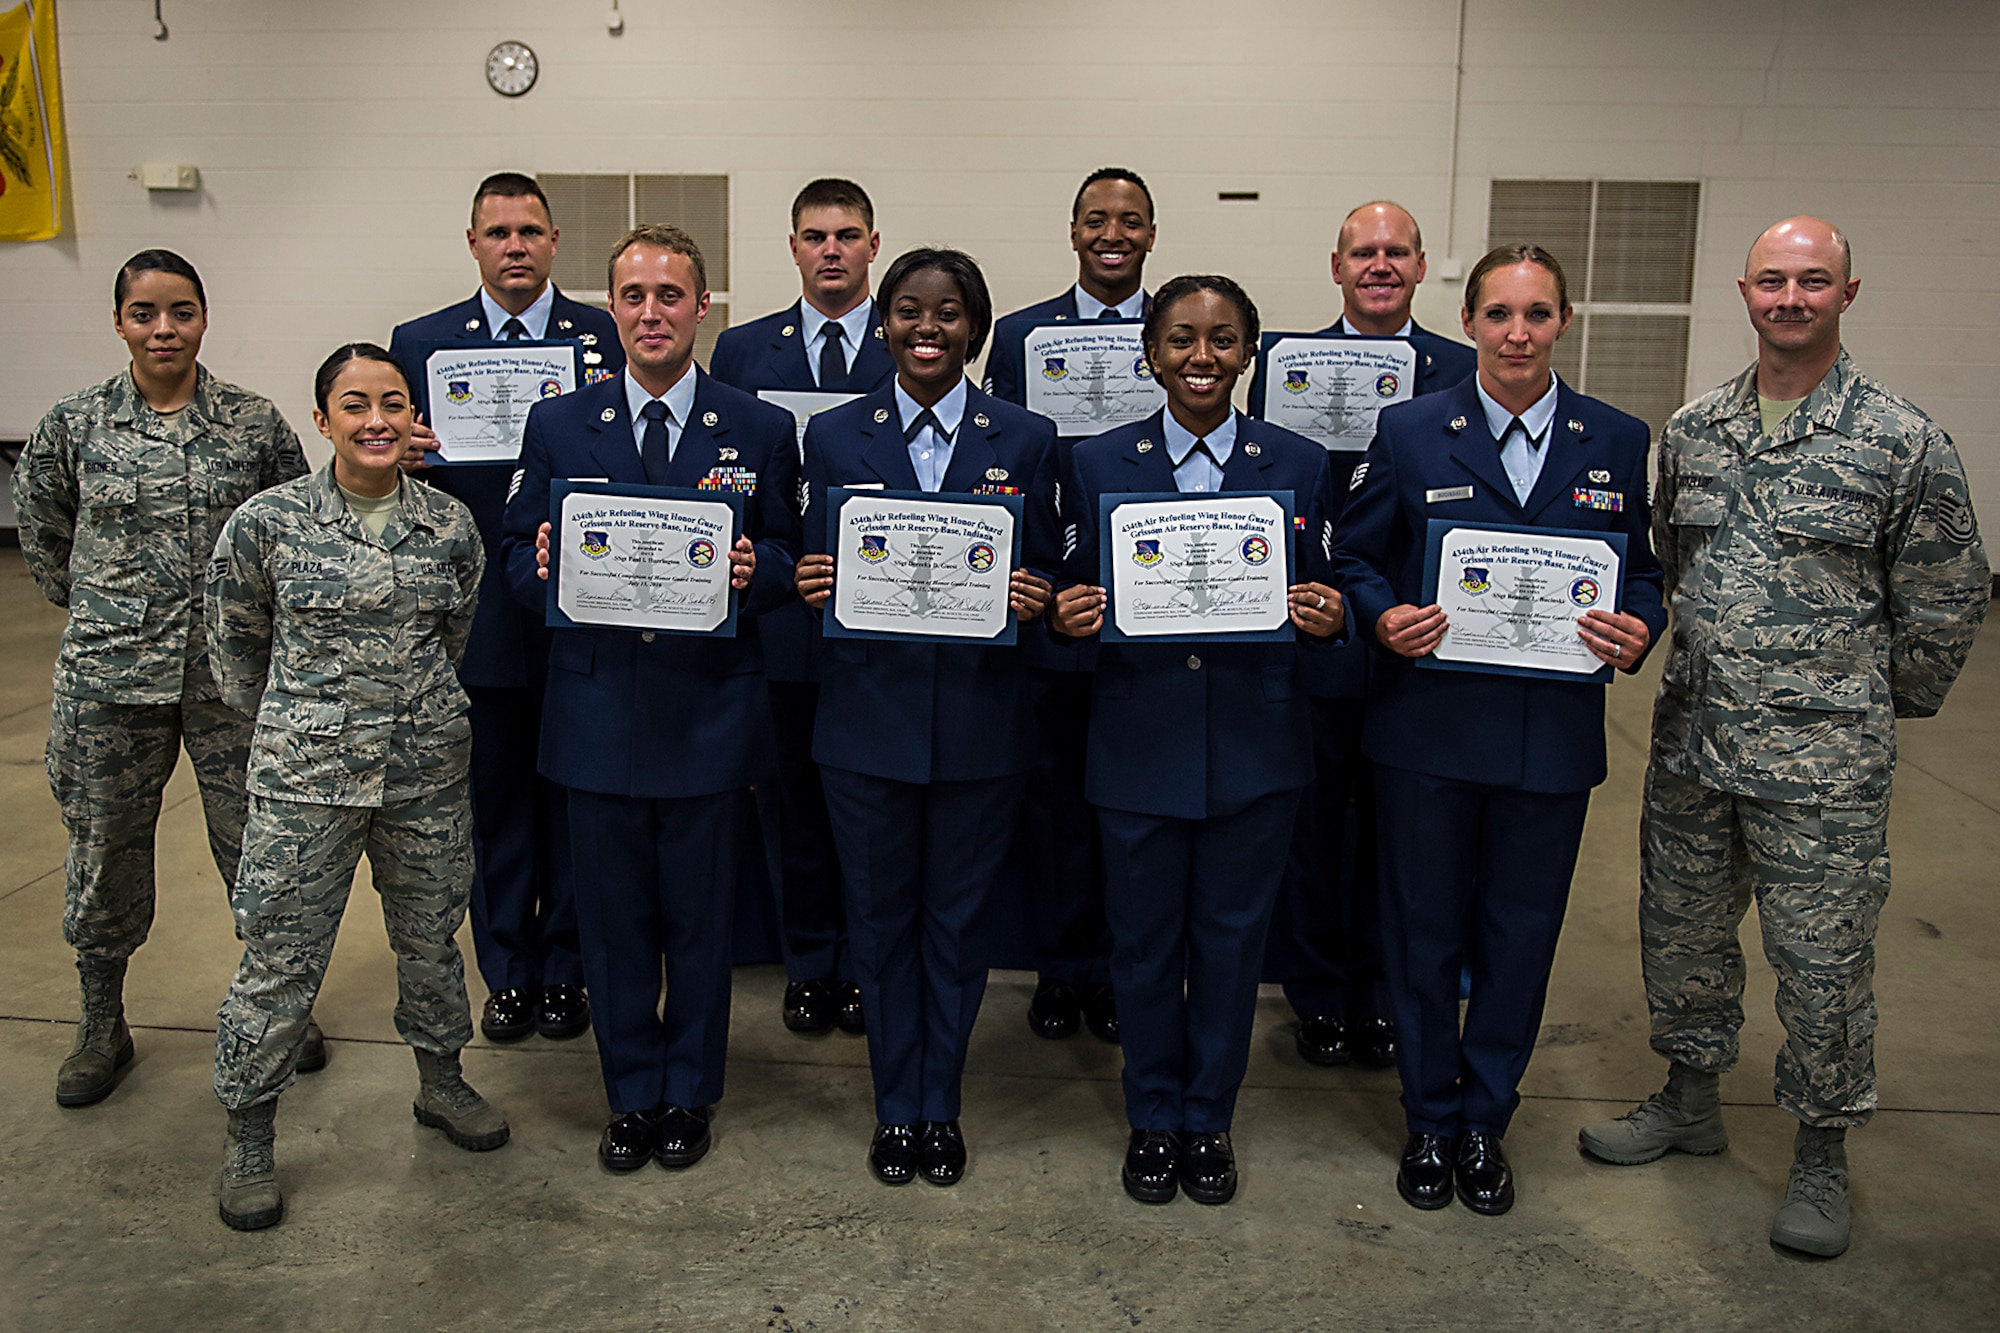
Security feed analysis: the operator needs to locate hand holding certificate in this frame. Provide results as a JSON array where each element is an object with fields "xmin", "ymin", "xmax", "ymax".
[
  {"xmin": 815, "ymin": 488, "xmax": 1026, "ymax": 645},
  {"xmin": 422, "ymin": 342, "xmax": 585, "ymax": 464},
  {"xmin": 543, "ymin": 482, "xmax": 743, "ymax": 636},
  {"xmin": 1413, "ymin": 521, "xmax": 1646, "ymax": 682}
]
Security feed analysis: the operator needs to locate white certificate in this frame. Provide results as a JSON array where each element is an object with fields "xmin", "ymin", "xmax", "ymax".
[
  {"xmin": 1105, "ymin": 495, "xmax": 1291, "ymax": 639},
  {"xmin": 830, "ymin": 492, "xmax": 1016, "ymax": 640},
  {"xmin": 758, "ymin": 389, "xmax": 861, "ymax": 454},
  {"xmin": 1431, "ymin": 526, "xmax": 1622, "ymax": 676},
  {"xmin": 1261, "ymin": 337, "xmax": 1416, "ymax": 452},
  {"xmin": 427, "ymin": 346, "xmax": 578, "ymax": 463},
  {"xmin": 1022, "ymin": 324, "xmax": 1166, "ymax": 436},
  {"xmin": 555, "ymin": 491, "xmax": 735, "ymax": 633}
]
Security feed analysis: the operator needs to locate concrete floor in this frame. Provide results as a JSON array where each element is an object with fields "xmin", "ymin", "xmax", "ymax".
[{"xmin": 1, "ymin": 549, "xmax": 1995, "ymax": 1333}]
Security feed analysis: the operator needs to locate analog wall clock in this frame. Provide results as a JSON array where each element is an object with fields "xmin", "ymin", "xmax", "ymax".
[{"xmin": 485, "ymin": 41, "xmax": 539, "ymax": 97}]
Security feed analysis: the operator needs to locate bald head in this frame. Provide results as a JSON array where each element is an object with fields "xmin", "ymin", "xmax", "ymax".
[
  {"xmin": 1333, "ymin": 201, "xmax": 1428, "ymax": 335},
  {"xmin": 1746, "ymin": 216, "xmax": 1852, "ymax": 283},
  {"xmin": 1338, "ymin": 201, "xmax": 1422, "ymax": 256}
]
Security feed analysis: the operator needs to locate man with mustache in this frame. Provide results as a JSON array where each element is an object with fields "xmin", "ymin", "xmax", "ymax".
[
  {"xmin": 1579, "ymin": 217, "xmax": 1990, "ymax": 1258},
  {"xmin": 981, "ymin": 167, "xmax": 1159, "ymax": 1046}
]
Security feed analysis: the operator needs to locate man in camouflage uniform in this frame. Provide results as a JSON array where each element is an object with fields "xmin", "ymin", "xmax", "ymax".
[
  {"xmin": 11, "ymin": 250, "xmax": 310, "ymax": 1107},
  {"xmin": 207, "ymin": 368, "xmax": 504, "ymax": 1226},
  {"xmin": 1579, "ymin": 218, "xmax": 1990, "ymax": 1258}
]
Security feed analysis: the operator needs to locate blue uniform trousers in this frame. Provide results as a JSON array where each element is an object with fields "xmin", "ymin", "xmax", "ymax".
[
  {"xmin": 1019, "ymin": 669, "xmax": 1109, "ymax": 985},
  {"xmin": 821, "ymin": 767, "xmax": 1024, "ymax": 1124},
  {"xmin": 567, "ymin": 788, "xmax": 738, "ymax": 1114},
  {"xmin": 1374, "ymin": 763, "xmax": 1589, "ymax": 1137},
  {"xmin": 464, "ymin": 683, "xmax": 581, "ymax": 993},
  {"xmin": 1099, "ymin": 790, "xmax": 1301, "ymax": 1133},
  {"xmin": 1277, "ymin": 697, "xmax": 1385, "ymax": 1021},
  {"xmin": 753, "ymin": 679, "xmax": 849, "ymax": 983}
]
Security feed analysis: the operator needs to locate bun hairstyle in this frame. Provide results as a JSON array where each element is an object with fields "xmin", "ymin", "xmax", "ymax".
[
  {"xmin": 114, "ymin": 248, "xmax": 206, "ymax": 311},
  {"xmin": 1463, "ymin": 243, "xmax": 1570, "ymax": 313},
  {"xmin": 1142, "ymin": 274, "xmax": 1261, "ymax": 358},
  {"xmin": 313, "ymin": 342, "xmax": 409, "ymax": 412}
]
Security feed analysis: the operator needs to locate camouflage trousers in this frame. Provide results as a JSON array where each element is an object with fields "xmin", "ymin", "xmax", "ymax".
[
  {"xmin": 1640, "ymin": 765, "xmax": 1891, "ymax": 1128},
  {"xmin": 214, "ymin": 780, "xmax": 476, "ymax": 1110},
  {"xmin": 45, "ymin": 686, "xmax": 251, "ymax": 960}
]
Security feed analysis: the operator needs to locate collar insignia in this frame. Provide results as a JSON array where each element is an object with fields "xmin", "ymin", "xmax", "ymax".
[
  {"xmin": 1136, "ymin": 439, "xmax": 1153, "ymax": 454},
  {"xmin": 558, "ymin": 319, "xmax": 574, "ymax": 331},
  {"xmin": 973, "ymin": 413, "xmax": 990, "ymax": 429},
  {"xmin": 1244, "ymin": 442, "xmax": 1261, "ymax": 457},
  {"xmin": 1448, "ymin": 416, "xmax": 1467, "ymax": 433},
  {"xmin": 702, "ymin": 411, "xmax": 719, "ymax": 427},
  {"xmin": 1569, "ymin": 418, "xmax": 1585, "ymax": 433},
  {"xmin": 874, "ymin": 408, "xmax": 890, "ymax": 423},
  {"xmin": 782, "ymin": 324, "xmax": 796, "ymax": 337},
  {"xmin": 465, "ymin": 319, "xmax": 481, "ymax": 331},
  {"xmin": 600, "ymin": 408, "xmax": 617, "ymax": 422}
]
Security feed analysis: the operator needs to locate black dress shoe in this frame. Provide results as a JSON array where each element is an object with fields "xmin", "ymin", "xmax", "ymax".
[
  {"xmin": 481, "ymin": 987, "xmax": 538, "ymax": 1042},
  {"xmin": 1026, "ymin": 979, "xmax": 1082, "ymax": 1039},
  {"xmin": 1397, "ymin": 1132, "xmax": 1456, "ymax": 1210},
  {"xmin": 1081, "ymin": 984, "xmax": 1120, "ymax": 1043},
  {"xmin": 1352, "ymin": 1016, "xmax": 1397, "ymax": 1069},
  {"xmin": 1295, "ymin": 1015, "xmax": 1352, "ymax": 1067},
  {"xmin": 918, "ymin": 1119, "xmax": 967, "ymax": 1187},
  {"xmin": 783, "ymin": 978, "xmax": 836, "ymax": 1034},
  {"xmin": 536, "ymin": 985, "xmax": 591, "ymax": 1040},
  {"xmin": 834, "ymin": 982, "xmax": 866, "ymax": 1035},
  {"xmin": 869, "ymin": 1123, "xmax": 919, "ymax": 1186},
  {"xmin": 599, "ymin": 1109, "xmax": 660, "ymax": 1173},
  {"xmin": 1178, "ymin": 1132, "xmax": 1237, "ymax": 1205},
  {"xmin": 1121, "ymin": 1129, "xmax": 1179, "ymax": 1204},
  {"xmin": 654, "ymin": 1104, "xmax": 712, "ymax": 1169},
  {"xmin": 1455, "ymin": 1131, "xmax": 1514, "ymax": 1215}
]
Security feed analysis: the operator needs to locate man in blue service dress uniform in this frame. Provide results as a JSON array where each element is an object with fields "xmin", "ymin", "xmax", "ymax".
[
  {"xmin": 707, "ymin": 178, "xmax": 893, "ymax": 1038},
  {"xmin": 983, "ymin": 166, "xmax": 1158, "ymax": 1043},
  {"xmin": 501, "ymin": 224, "xmax": 799, "ymax": 1172},
  {"xmin": 1334, "ymin": 245, "xmax": 1666, "ymax": 1216},
  {"xmin": 390, "ymin": 172, "xmax": 621, "ymax": 1044},
  {"xmin": 1248, "ymin": 201, "xmax": 1476, "ymax": 1071}
]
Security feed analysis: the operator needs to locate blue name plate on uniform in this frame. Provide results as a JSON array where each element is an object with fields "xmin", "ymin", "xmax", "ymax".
[
  {"xmin": 1098, "ymin": 489, "xmax": 1298, "ymax": 644},
  {"xmin": 822, "ymin": 487, "xmax": 1024, "ymax": 647},
  {"xmin": 1417, "ymin": 518, "xmax": 1627, "ymax": 684},
  {"xmin": 545, "ymin": 480, "xmax": 743, "ymax": 637}
]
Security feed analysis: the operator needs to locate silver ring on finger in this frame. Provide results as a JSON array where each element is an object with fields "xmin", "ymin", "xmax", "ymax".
[
  {"xmin": 1315, "ymin": 592, "xmax": 1326, "ymax": 610},
  {"xmin": 1612, "ymin": 643, "xmax": 1622, "ymax": 658}
]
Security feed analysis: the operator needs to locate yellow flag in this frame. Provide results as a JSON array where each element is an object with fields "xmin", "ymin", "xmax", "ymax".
[{"xmin": 0, "ymin": 0, "xmax": 65, "ymax": 242}]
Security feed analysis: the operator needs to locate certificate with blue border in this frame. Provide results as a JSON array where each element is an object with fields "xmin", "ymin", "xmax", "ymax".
[
  {"xmin": 822, "ymin": 487, "xmax": 1024, "ymax": 646},
  {"xmin": 1417, "ymin": 519, "xmax": 1626, "ymax": 683},
  {"xmin": 1098, "ymin": 490, "xmax": 1297, "ymax": 644},
  {"xmin": 417, "ymin": 340, "xmax": 587, "ymax": 466},
  {"xmin": 545, "ymin": 480, "xmax": 742, "ymax": 637}
]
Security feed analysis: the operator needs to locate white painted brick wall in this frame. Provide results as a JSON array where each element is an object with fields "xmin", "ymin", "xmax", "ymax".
[{"xmin": 3, "ymin": 0, "xmax": 1994, "ymax": 514}]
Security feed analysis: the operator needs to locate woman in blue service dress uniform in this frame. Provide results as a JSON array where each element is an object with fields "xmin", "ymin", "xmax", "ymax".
[
  {"xmin": 1050, "ymin": 275, "xmax": 1346, "ymax": 1205},
  {"xmin": 793, "ymin": 248, "xmax": 1061, "ymax": 1188},
  {"xmin": 1332, "ymin": 244, "xmax": 1666, "ymax": 1216}
]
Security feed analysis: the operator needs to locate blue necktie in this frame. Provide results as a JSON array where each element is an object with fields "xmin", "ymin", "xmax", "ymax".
[
  {"xmin": 500, "ymin": 317, "xmax": 528, "ymax": 341},
  {"xmin": 818, "ymin": 324, "xmax": 848, "ymax": 392},
  {"xmin": 640, "ymin": 399, "xmax": 671, "ymax": 484}
]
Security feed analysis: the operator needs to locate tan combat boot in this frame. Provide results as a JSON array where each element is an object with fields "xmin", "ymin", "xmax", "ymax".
[
  {"xmin": 56, "ymin": 955, "xmax": 135, "ymax": 1107},
  {"xmin": 412, "ymin": 1048, "xmax": 510, "ymax": 1151},
  {"xmin": 218, "ymin": 1102, "xmax": 284, "ymax": 1231},
  {"xmin": 1579, "ymin": 1062, "xmax": 1729, "ymax": 1165},
  {"xmin": 1771, "ymin": 1124, "xmax": 1850, "ymax": 1257}
]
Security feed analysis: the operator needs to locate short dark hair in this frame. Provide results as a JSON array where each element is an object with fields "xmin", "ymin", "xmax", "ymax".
[
  {"xmin": 875, "ymin": 248, "xmax": 994, "ymax": 361},
  {"xmin": 1464, "ymin": 243, "xmax": 1570, "ymax": 313},
  {"xmin": 313, "ymin": 342, "xmax": 409, "ymax": 413},
  {"xmin": 791, "ymin": 178, "xmax": 874, "ymax": 233},
  {"xmin": 1143, "ymin": 274, "xmax": 1261, "ymax": 358},
  {"xmin": 471, "ymin": 172, "xmax": 553, "ymax": 227},
  {"xmin": 114, "ymin": 249, "xmax": 206, "ymax": 311},
  {"xmin": 1072, "ymin": 167, "xmax": 1154, "ymax": 223},
  {"xmin": 607, "ymin": 224, "xmax": 708, "ymax": 295}
]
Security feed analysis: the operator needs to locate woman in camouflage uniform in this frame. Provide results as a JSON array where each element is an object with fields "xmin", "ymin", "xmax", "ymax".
[{"xmin": 204, "ymin": 344, "xmax": 504, "ymax": 1231}]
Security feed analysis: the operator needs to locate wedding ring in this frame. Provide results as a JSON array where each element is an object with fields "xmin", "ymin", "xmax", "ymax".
[
  {"xmin": 1612, "ymin": 644, "xmax": 1622, "ymax": 658},
  {"xmin": 1315, "ymin": 593, "xmax": 1326, "ymax": 610}
]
